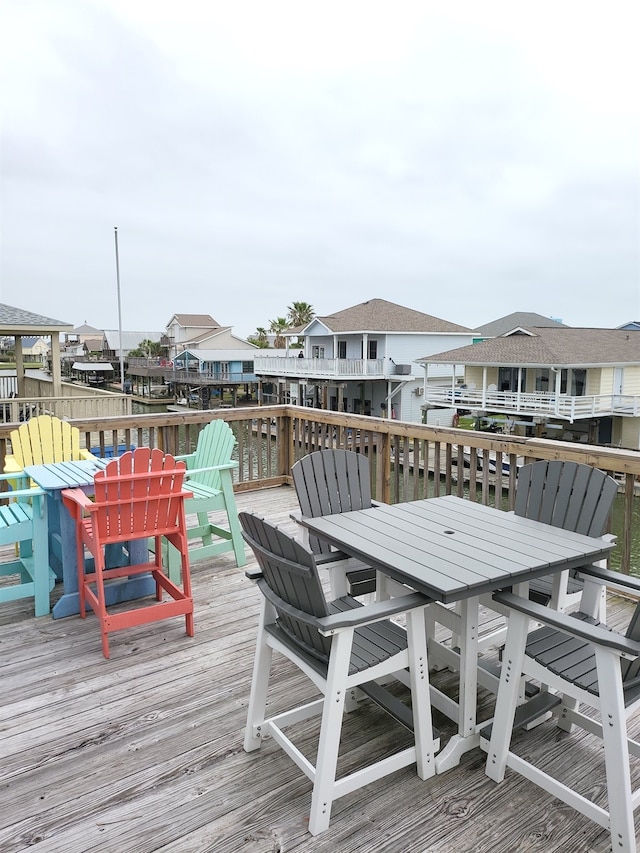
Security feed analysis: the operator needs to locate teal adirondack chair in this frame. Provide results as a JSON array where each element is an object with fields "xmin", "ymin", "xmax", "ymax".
[
  {"xmin": 164, "ymin": 420, "xmax": 246, "ymax": 581},
  {"xmin": 0, "ymin": 472, "xmax": 54, "ymax": 617}
]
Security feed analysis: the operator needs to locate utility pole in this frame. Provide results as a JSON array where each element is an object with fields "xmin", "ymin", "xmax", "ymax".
[{"xmin": 114, "ymin": 226, "xmax": 125, "ymax": 388}]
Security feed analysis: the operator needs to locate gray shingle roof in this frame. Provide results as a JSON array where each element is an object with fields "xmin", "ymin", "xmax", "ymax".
[
  {"xmin": 417, "ymin": 327, "xmax": 640, "ymax": 367},
  {"xmin": 0, "ymin": 303, "xmax": 73, "ymax": 332},
  {"xmin": 169, "ymin": 314, "xmax": 220, "ymax": 327},
  {"xmin": 474, "ymin": 312, "xmax": 569, "ymax": 336},
  {"xmin": 315, "ymin": 299, "xmax": 472, "ymax": 334}
]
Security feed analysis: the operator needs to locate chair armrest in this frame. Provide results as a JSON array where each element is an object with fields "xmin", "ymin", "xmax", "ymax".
[
  {"xmin": 245, "ymin": 567, "xmax": 263, "ymax": 581},
  {"xmin": 254, "ymin": 577, "xmax": 430, "ymax": 633},
  {"xmin": 579, "ymin": 563, "xmax": 640, "ymax": 596},
  {"xmin": 313, "ymin": 551, "xmax": 353, "ymax": 565},
  {"xmin": 0, "ymin": 471, "xmax": 28, "ymax": 486},
  {"xmin": 0, "ymin": 486, "xmax": 45, "ymax": 501},
  {"xmin": 184, "ymin": 461, "xmax": 238, "ymax": 477},
  {"xmin": 61, "ymin": 488, "xmax": 96, "ymax": 514},
  {"xmin": 2, "ymin": 457, "xmax": 22, "ymax": 475},
  {"xmin": 0, "ymin": 472, "xmax": 44, "ymax": 500},
  {"xmin": 174, "ymin": 452, "xmax": 193, "ymax": 466},
  {"xmin": 317, "ymin": 592, "xmax": 432, "ymax": 633},
  {"xmin": 493, "ymin": 590, "xmax": 640, "ymax": 656},
  {"xmin": 79, "ymin": 449, "xmax": 98, "ymax": 462}
]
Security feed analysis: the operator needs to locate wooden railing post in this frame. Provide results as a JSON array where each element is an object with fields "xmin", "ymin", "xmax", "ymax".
[
  {"xmin": 279, "ymin": 410, "xmax": 292, "ymax": 480},
  {"xmin": 378, "ymin": 431, "xmax": 391, "ymax": 504}
]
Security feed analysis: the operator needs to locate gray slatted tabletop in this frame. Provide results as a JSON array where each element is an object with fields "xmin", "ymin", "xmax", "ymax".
[{"xmin": 301, "ymin": 495, "xmax": 614, "ymax": 604}]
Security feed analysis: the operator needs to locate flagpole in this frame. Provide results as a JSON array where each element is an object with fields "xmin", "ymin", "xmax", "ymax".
[{"xmin": 114, "ymin": 226, "xmax": 125, "ymax": 388}]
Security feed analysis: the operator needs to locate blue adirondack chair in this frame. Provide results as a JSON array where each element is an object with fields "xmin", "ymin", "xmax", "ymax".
[
  {"xmin": 0, "ymin": 472, "xmax": 54, "ymax": 617},
  {"xmin": 164, "ymin": 420, "xmax": 246, "ymax": 580}
]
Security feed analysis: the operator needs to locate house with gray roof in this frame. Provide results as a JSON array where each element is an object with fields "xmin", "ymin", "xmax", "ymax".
[
  {"xmin": 416, "ymin": 326, "xmax": 640, "ymax": 449},
  {"xmin": 254, "ymin": 299, "xmax": 473, "ymax": 421},
  {"xmin": 164, "ymin": 313, "xmax": 255, "ymax": 359}
]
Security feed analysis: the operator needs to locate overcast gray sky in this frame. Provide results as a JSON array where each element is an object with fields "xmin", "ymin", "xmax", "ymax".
[{"xmin": 1, "ymin": 0, "xmax": 639, "ymax": 338}]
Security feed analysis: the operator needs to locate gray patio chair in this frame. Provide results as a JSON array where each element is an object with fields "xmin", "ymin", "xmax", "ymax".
[
  {"xmin": 239, "ymin": 511, "xmax": 439, "ymax": 836},
  {"xmin": 291, "ymin": 449, "xmax": 378, "ymax": 597},
  {"xmin": 481, "ymin": 564, "xmax": 640, "ymax": 852},
  {"xmin": 513, "ymin": 460, "xmax": 618, "ymax": 619},
  {"xmin": 429, "ymin": 460, "xmax": 617, "ymax": 696}
]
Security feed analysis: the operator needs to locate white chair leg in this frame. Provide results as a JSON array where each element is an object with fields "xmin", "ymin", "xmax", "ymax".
[
  {"xmin": 485, "ymin": 609, "xmax": 529, "ymax": 783},
  {"xmin": 595, "ymin": 647, "xmax": 636, "ymax": 852},
  {"xmin": 308, "ymin": 629, "xmax": 352, "ymax": 835},
  {"xmin": 243, "ymin": 603, "xmax": 274, "ymax": 753}
]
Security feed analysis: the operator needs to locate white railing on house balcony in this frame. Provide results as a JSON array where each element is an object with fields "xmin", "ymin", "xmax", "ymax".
[
  {"xmin": 424, "ymin": 388, "xmax": 640, "ymax": 421},
  {"xmin": 253, "ymin": 357, "xmax": 388, "ymax": 379},
  {"xmin": 170, "ymin": 369, "xmax": 256, "ymax": 383}
]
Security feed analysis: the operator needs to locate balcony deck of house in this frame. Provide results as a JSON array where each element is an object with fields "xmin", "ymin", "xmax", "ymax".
[
  {"xmin": 253, "ymin": 356, "xmax": 396, "ymax": 380},
  {"xmin": 3, "ymin": 482, "xmax": 640, "ymax": 853},
  {"xmin": 424, "ymin": 386, "xmax": 640, "ymax": 420}
]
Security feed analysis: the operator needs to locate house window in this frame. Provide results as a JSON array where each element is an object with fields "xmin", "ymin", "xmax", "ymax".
[
  {"xmin": 242, "ymin": 361, "xmax": 253, "ymax": 373},
  {"xmin": 535, "ymin": 369, "xmax": 551, "ymax": 391},
  {"xmin": 337, "ymin": 341, "xmax": 347, "ymax": 359},
  {"xmin": 570, "ymin": 369, "xmax": 586, "ymax": 396},
  {"xmin": 312, "ymin": 346, "xmax": 325, "ymax": 359},
  {"xmin": 498, "ymin": 367, "xmax": 520, "ymax": 391},
  {"xmin": 368, "ymin": 340, "xmax": 377, "ymax": 359}
]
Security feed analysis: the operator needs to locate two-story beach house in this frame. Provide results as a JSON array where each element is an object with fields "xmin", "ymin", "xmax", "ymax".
[
  {"xmin": 169, "ymin": 347, "xmax": 259, "ymax": 406},
  {"xmin": 416, "ymin": 325, "xmax": 640, "ymax": 449},
  {"xmin": 253, "ymin": 299, "xmax": 474, "ymax": 422},
  {"xmin": 165, "ymin": 314, "xmax": 233, "ymax": 359}
]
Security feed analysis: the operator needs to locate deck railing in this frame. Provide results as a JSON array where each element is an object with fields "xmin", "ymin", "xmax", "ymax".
[
  {"xmin": 0, "ymin": 404, "xmax": 638, "ymax": 573},
  {"xmin": 253, "ymin": 356, "xmax": 390, "ymax": 378},
  {"xmin": 425, "ymin": 387, "xmax": 640, "ymax": 419}
]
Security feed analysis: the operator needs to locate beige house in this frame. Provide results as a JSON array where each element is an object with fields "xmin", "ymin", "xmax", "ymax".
[
  {"xmin": 18, "ymin": 336, "xmax": 50, "ymax": 364},
  {"xmin": 417, "ymin": 326, "xmax": 640, "ymax": 449}
]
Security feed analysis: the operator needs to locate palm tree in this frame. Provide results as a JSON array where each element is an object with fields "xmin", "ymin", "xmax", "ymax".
[
  {"xmin": 287, "ymin": 301, "xmax": 314, "ymax": 349},
  {"xmin": 129, "ymin": 339, "xmax": 165, "ymax": 359},
  {"xmin": 287, "ymin": 301, "xmax": 314, "ymax": 329},
  {"xmin": 248, "ymin": 327, "xmax": 270, "ymax": 349},
  {"xmin": 269, "ymin": 317, "xmax": 290, "ymax": 349}
]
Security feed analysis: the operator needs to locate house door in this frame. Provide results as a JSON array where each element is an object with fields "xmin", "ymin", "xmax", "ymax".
[{"xmin": 613, "ymin": 367, "xmax": 624, "ymax": 406}]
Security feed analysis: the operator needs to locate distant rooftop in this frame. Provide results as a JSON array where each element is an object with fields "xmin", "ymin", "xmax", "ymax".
[
  {"xmin": 474, "ymin": 312, "xmax": 569, "ymax": 337},
  {"xmin": 311, "ymin": 298, "xmax": 472, "ymax": 334}
]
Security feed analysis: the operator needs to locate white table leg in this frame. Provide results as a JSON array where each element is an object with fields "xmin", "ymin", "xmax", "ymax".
[{"xmin": 435, "ymin": 595, "xmax": 481, "ymax": 772}]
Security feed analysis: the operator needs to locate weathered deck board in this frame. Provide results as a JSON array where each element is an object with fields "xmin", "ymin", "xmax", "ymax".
[{"xmin": 1, "ymin": 484, "xmax": 638, "ymax": 852}]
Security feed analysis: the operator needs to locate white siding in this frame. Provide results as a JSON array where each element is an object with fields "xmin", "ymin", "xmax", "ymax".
[{"xmin": 389, "ymin": 333, "xmax": 473, "ymax": 378}]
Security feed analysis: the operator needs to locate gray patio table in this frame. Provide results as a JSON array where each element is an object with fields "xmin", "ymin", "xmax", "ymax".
[{"xmin": 299, "ymin": 494, "xmax": 615, "ymax": 772}]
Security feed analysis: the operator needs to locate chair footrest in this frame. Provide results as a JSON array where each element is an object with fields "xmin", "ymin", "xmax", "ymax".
[
  {"xmin": 479, "ymin": 692, "xmax": 562, "ymax": 742},
  {"xmin": 476, "ymin": 656, "xmax": 539, "ymax": 699},
  {"xmin": 359, "ymin": 681, "xmax": 439, "ymax": 741}
]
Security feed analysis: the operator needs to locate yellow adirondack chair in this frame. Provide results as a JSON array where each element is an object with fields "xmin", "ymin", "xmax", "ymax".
[{"xmin": 3, "ymin": 415, "xmax": 96, "ymax": 474}]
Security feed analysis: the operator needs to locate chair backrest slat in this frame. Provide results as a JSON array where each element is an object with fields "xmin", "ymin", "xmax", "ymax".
[
  {"xmin": 239, "ymin": 512, "xmax": 331, "ymax": 660},
  {"xmin": 514, "ymin": 460, "xmax": 617, "ymax": 538},
  {"xmin": 292, "ymin": 450, "xmax": 372, "ymax": 556},
  {"xmin": 92, "ymin": 448, "xmax": 186, "ymax": 542},
  {"xmin": 9, "ymin": 415, "xmax": 84, "ymax": 468},
  {"xmin": 190, "ymin": 421, "xmax": 236, "ymax": 491}
]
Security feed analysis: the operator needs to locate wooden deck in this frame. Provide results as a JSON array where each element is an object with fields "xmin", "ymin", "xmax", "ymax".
[{"xmin": 2, "ymin": 485, "xmax": 639, "ymax": 853}]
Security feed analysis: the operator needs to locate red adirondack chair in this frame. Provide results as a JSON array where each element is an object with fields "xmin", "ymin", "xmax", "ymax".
[{"xmin": 62, "ymin": 448, "xmax": 195, "ymax": 658}]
